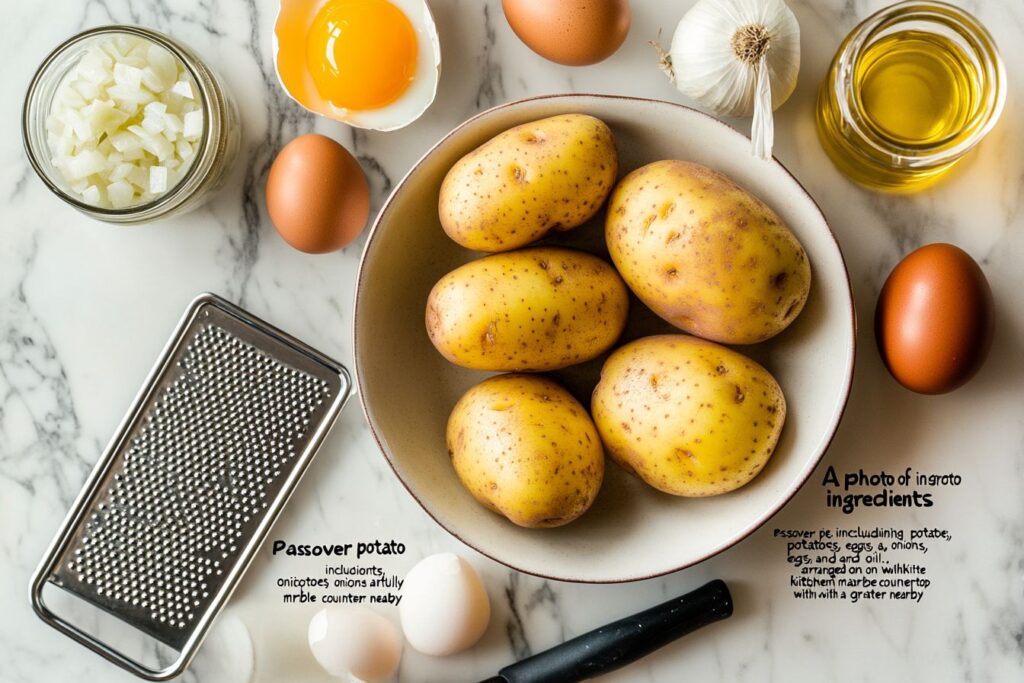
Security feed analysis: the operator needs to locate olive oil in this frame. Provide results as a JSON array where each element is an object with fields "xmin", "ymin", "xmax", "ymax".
[
  {"xmin": 816, "ymin": 3, "xmax": 1005, "ymax": 193},
  {"xmin": 855, "ymin": 31, "xmax": 978, "ymax": 147}
]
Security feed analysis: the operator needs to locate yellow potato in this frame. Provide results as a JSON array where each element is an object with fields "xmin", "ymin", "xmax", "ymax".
[
  {"xmin": 439, "ymin": 114, "xmax": 617, "ymax": 252},
  {"xmin": 426, "ymin": 247, "xmax": 629, "ymax": 372},
  {"xmin": 591, "ymin": 335, "xmax": 785, "ymax": 497},
  {"xmin": 447, "ymin": 374, "xmax": 604, "ymax": 528},
  {"xmin": 606, "ymin": 160, "xmax": 811, "ymax": 344}
]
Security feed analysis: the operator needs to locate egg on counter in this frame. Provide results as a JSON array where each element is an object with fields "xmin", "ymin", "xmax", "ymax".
[
  {"xmin": 502, "ymin": 0, "xmax": 631, "ymax": 66},
  {"xmin": 265, "ymin": 134, "xmax": 370, "ymax": 254},
  {"xmin": 875, "ymin": 243, "xmax": 994, "ymax": 394},
  {"xmin": 308, "ymin": 606, "xmax": 402, "ymax": 681},
  {"xmin": 399, "ymin": 553, "xmax": 490, "ymax": 656},
  {"xmin": 275, "ymin": 0, "xmax": 440, "ymax": 130}
]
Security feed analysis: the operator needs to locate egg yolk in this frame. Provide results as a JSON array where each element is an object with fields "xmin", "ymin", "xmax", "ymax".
[{"xmin": 306, "ymin": 0, "xmax": 418, "ymax": 111}]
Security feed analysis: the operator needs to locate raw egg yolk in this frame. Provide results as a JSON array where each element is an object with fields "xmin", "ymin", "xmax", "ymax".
[{"xmin": 307, "ymin": 0, "xmax": 418, "ymax": 111}]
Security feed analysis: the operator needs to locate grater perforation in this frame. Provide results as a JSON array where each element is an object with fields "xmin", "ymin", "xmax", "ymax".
[{"xmin": 32, "ymin": 293, "xmax": 351, "ymax": 681}]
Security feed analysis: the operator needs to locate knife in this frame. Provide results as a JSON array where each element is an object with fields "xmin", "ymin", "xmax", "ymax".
[{"xmin": 479, "ymin": 579, "xmax": 733, "ymax": 683}]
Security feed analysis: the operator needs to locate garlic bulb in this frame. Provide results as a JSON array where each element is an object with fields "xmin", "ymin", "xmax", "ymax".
[{"xmin": 656, "ymin": 0, "xmax": 800, "ymax": 159}]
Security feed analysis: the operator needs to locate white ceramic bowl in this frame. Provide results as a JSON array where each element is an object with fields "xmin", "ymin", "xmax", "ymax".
[{"xmin": 354, "ymin": 95, "xmax": 855, "ymax": 582}]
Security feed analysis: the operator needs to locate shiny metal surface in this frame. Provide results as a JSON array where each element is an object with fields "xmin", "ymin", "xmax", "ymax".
[{"xmin": 30, "ymin": 293, "xmax": 351, "ymax": 680}]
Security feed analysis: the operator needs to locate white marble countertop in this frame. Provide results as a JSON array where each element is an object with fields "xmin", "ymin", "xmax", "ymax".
[{"xmin": 3, "ymin": 1, "xmax": 1023, "ymax": 681}]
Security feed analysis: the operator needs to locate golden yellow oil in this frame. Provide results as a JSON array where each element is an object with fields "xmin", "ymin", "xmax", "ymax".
[
  {"xmin": 817, "ymin": 29, "xmax": 984, "ymax": 191},
  {"xmin": 858, "ymin": 31, "xmax": 978, "ymax": 145}
]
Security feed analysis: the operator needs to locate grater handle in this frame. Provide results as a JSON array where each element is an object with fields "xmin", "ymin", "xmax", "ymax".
[{"xmin": 30, "ymin": 578, "xmax": 189, "ymax": 681}]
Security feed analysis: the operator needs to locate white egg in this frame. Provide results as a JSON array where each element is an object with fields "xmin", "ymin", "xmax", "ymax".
[
  {"xmin": 399, "ymin": 553, "xmax": 491, "ymax": 656},
  {"xmin": 274, "ymin": 0, "xmax": 441, "ymax": 131},
  {"xmin": 308, "ymin": 606, "xmax": 403, "ymax": 681}
]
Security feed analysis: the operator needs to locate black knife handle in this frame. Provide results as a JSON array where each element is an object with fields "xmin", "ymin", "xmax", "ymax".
[{"xmin": 496, "ymin": 579, "xmax": 733, "ymax": 683}]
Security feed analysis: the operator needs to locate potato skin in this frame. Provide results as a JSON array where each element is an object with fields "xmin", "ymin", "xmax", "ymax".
[
  {"xmin": 439, "ymin": 114, "xmax": 617, "ymax": 252},
  {"xmin": 591, "ymin": 335, "xmax": 786, "ymax": 497},
  {"xmin": 426, "ymin": 247, "xmax": 629, "ymax": 372},
  {"xmin": 447, "ymin": 374, "xmax": 605, "ymax": 528},
  {"xmin": 606, "ymin": 160, "xmax": 811, "ymax": 344}
]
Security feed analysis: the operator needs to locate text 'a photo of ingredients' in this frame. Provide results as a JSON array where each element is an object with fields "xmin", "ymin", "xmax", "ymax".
[{"xmin": 5, "ymin": 0, "xmax": 1018, "ymax": 681}]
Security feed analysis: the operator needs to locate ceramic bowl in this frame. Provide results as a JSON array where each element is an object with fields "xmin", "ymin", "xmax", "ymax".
[{"xmin": 354, "ymin": 95, "xmax": 855, "ymax": 582}]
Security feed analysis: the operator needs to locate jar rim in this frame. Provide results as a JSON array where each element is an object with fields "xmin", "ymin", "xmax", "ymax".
[
  {"xmin": 22, "ymin": 24, "xmax": 215, "ymax": 219},
  {"xmin": 831, "ymin": 0, "xmax": 1006, "ymax": 166}
]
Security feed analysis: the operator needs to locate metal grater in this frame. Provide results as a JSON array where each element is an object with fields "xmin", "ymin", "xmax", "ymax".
[{"xmin": 31, "ymin": 293, "xmax": 351, "ymax": 680}]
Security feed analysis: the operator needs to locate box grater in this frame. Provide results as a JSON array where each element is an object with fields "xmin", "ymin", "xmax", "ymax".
[{"xmin": 30, "ymin": 293, "xmax": 351, "ymax": 680}]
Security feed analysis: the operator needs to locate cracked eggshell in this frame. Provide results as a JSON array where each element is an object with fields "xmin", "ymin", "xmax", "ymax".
[
  {"xmin": 273, "ymin": 0, "xmax": 441, "ymax": 131},
  {"xmin": 308, "ymin": 606, "xmax": 403, "ymax": 681}
]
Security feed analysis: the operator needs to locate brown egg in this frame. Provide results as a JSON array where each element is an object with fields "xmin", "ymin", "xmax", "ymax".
[
  {"xmin": 875, "ymin": 243, "xmax": 994, "ymax": 394},
  {"xmin": 501, "ymin": 0, "xmax": 631, "ymax": 66},
  {"xmin": 266, "ymin": 134, "xmax": 370, "ymax": 254}
]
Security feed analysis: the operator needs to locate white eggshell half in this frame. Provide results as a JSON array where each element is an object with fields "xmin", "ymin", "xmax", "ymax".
[
  {"xmin": 308, "ymin": 606, "xmax": 403, "ymax": 681},
  {"xmin": 399, "ymin": 553, "xmax": 491, "ymax": 656}
]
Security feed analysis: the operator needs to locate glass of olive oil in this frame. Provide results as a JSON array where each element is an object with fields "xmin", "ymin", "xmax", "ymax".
[{"xmin": 817, "ymin": 1, "xmax": 1005, "ymax": 192}]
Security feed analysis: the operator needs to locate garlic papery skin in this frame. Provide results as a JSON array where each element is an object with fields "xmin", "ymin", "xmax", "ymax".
[{"xmin": 657, "ymin": 0, "xmax": 800, "ymax": 159}]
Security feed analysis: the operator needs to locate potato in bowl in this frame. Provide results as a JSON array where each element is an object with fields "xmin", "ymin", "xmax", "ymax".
[
  {"xmin": 425, "ymin": 247, "xmax": 629, "ymax": 372},
  {"xmin": 353, "ymin": 95, "xmax": 855, "ymax": 582},
  {"xmin": 606, "ymin": 160, "xmax": 811, "ymax": 345},
  {"xmin": 447, "ymin": 373, "xmax": 604, "ymax": 529},
  {"xmin": 592, "ymin": 335, "xmax": 786, "ymax": 497},
  {"xmin": 439, "ymin": 113, "xmax": 617, "ymax": 253}
]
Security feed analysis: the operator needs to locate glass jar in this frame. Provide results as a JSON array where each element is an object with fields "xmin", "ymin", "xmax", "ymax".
[
  {"xmin": 23, "ymin": 25, "xmax": 241, "ymax": 224},
  {"xmin": 816, "ymin": 1, "xmax": 1005, "ymax": 192}
]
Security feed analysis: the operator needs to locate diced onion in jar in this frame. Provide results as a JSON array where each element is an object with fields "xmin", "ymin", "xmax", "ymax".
[{"xmin": 46, "ymin": 34, "xmax": 205, "ymax": 209}]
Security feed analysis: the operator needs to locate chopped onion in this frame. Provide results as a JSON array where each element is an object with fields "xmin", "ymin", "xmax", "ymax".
[
  {"xmin": 183, "ymin": 110, "xmax": 203, "ymax": 139},
  {"xmin": 149, "ymin": 166, "xmax": 168, "ymax": 194},
  {"xmin": 107, "ymin": 180, "xmax": 135, "ymax": 208},
  {"xmin": 47, "ymin": 35, "xmax": 204, "ymax": 209},
  {"xmin": 171, "ymin": 80, "xmax": 194, "ymax": 99},
  {"xmin": 82, "ymin": 185, "xmax": 102, "ymax": 205}
]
